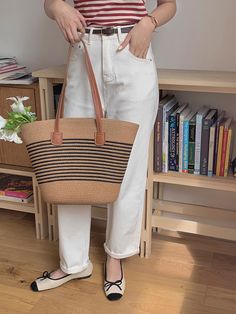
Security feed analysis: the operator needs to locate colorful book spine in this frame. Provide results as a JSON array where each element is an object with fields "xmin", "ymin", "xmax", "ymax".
[
  {"xmin": 176, "ymin": 112, "xmax": 181, "ymax": 171},
  {"xmin": 216, "ymin": 123, "xmax": 225, "ymax": 176},
  {"xmin": 200, "ymin": 110, "xmax": 217, "ymax": 175},
  {"xmin": 163, "ymin": 102, "xmax": 178, "ymax": 172},
  {"xmin": 4, "ymin": 190, "xmax": 32, "ymax": 198},
  {"xmin": 194, "ymin": 108, "xmax": 209, "ymax": 175},
  {"xmin": 213, "ymin": 111, "xmax": 225, "ymax": 174},
  {"xmin": 208, "ymin": 122, "xmax": 216, "ymax": 176},
  {"xmin": 168, "ymin": 114, "xmax": 177, "ymax": 171},
  {"xmin": 154, "ymin": 105, "xmax": 163, "ymax": 172},
  {"xmin": 188, "ymin": 117, "xmax": 196, "ymax": 174},
  {"xmin": 220, "ymin": 127, "xmax": 229, "ymax": 176},
  {"xmin": 182, "ymin": 119, "xmax": 190, "ymax": 173},
  {"xmin": 224, "ymin": 128, "xmax": 232, "ymax": 177},
  {"xmin": 179, "ymin": 117, "xmax": 184, "ymax": 172},
  {"xmin": 179, "ymin": 107, "xmax": 191, "ymax": 172}
]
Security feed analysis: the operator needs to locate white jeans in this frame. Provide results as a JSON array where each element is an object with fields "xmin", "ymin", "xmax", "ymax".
[{"xmin": 57, "ymin": 24, "xmax": 159, "ymax": 274}]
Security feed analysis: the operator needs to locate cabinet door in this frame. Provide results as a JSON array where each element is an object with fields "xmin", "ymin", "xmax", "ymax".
[{"xmin": 0, "ymin": 86, "xmax": 37, "ymax": 167}]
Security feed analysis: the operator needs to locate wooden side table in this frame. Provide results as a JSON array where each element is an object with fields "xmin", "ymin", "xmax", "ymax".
[
  {"xmin": 0, "ymin": 164, "xmax": 48, "ymax": 239},
  {"xmin": 0, "ymin": 83, "xmax": 48, "ymax": 239}
]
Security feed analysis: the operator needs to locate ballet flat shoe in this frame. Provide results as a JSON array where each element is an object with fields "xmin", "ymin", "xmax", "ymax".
[
  {"xmin": 103, "ymin": 259, "xmax": 125, "ymax": 301},
  {"xmin": 30, "ymin": 260, "xmax": 93, "ymax": 292}
]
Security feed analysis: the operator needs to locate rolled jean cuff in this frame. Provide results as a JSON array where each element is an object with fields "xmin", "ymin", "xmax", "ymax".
[
  {"xmin": 60, "ymin": 260, "xmax": 91, "ymax": 274},
  {"xmin": 103, "ymin": 242, "xmax": 140, "ymax": 259}
]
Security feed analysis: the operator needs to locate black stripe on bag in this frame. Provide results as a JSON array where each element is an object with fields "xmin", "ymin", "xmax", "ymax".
[
  {"xmin": 27, "ymin": 144, "xmax": 132, "ymax": 155},
  {"xmin": 29, "ymin": 153, "xmax": 129, "ymax": 163},
  {"xmin": 31, "ymin": 157, "xmax": 128, "ymax": 168},
  {"xmin": 38, "ymin": 176, "xmax": 122, "ymax": 184},
  {"xmin": 31, "ymin": 160, "xmax": 128, "ymax": 169},
  {"xmin": 34, "ymin": 166, "xmax": 125, "ymax": 175},
  {"xmin": 26, "ymin": 138, "xmax": 133, "ymax": 184},
  {"xmin": 36, "ymin": 171, "xmax": 124, "ymax": 180},
  {"xmin": 26, "ymin": 138, "xmax": 133, "ymax": 149},
  {"xmin": 32, "ymin": 161, "xmax": 127, "ymax": 171}
]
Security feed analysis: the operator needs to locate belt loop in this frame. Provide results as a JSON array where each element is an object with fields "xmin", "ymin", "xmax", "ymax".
[
  {"xmin": 88, "ymin": 27, "xmax": 94, "ymax": 45},
  {"xmin": 117, "ymin": 26, "xmax": 122, "ymax": 44}
]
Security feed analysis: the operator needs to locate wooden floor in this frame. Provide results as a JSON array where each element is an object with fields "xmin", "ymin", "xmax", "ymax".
[{"xmin": 1, "ymin": 208, "xmax": 236, "ymax": 314}]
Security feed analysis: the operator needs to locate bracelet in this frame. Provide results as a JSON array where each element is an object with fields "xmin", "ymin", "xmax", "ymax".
[{"xmin": 147, "ymin": 14, "xmax": 159, "ymax": 29}]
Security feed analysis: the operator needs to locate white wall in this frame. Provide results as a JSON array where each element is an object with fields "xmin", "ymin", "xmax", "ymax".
[
  {"xmin": 1, "ymin": 0, "xmax": 236, "ymax": 212},
  {"xmin": 1, "ymin": 0, "xmax": 236, "ymax": 71}
]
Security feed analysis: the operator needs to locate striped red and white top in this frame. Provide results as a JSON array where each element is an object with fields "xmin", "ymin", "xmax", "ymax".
[{"xmin": 74, "ymin": 0, "xmax": 148, "ymax": 27}]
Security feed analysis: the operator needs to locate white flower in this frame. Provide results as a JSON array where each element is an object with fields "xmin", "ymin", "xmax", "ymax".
[
  {"xmin": 0, "ymin": 129, "xmax": 22, "ymax": 144},
  {"xmin": 7, "ymin": 96, "xmax": 29, "ymax": 103},
  {"xmin": 0, "ymin": 116, "xmax": 7, "ymax": 129},
  {"xmin": 7, "ymin": 96, "xmax": 29, "ymax": 113}
]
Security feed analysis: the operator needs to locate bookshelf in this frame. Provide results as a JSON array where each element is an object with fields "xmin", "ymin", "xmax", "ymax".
[
  {"xmin": 140, "ymin": 69, "xmax": 236, "ymax": 258},
  {"xmin": 32, "ymin": 67, "xmax": 236, "ymax": 247},
  {"xmin": 0, "ymin": 83, "xmax": 47, "ymax": 239},
  {"xmin": 0, "ymin": 164, "xmax": 48, "ymax": 239}
]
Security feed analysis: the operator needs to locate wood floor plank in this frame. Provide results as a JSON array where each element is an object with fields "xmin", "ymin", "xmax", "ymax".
[
  {"xmin": 0, "ymin": 283, "xmax": 41, "ymax": 314},
  {"xmin": 0, "ymin": 209, "xmax": 236, "ymax": 314},
  {"xmin": 156, "ymin": 230, "xmax": 236, "ymax": 256},
  {"xmin": 205, "ymin": 286, "xmax": 236, "ymax": 313}
]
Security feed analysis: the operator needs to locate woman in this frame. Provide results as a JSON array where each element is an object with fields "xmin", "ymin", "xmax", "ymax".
[{"xmin": 31, "ymin": 0, "xmax": 176, "ymax": 301}]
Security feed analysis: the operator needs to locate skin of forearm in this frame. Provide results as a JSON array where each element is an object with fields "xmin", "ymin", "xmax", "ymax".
[
  {"xmin": 151, "ymin": 1, "xmax": 177, "ymax": 28},
  {"xmin": 44, "ymin": 0, "xmax": 64, "ymax": 20}
]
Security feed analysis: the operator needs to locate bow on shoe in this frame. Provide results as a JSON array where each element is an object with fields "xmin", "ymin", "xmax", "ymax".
[
  {"xmin": 104, "ymin": 279, "xmax": 122, "ymax": 292},
  {"xmin": 42, "ymin": 271, "xmax": 51, "ymax": 279},
  {"xmin": 36, "ymin": 271, "xmax": 51, "ymax": 280}
]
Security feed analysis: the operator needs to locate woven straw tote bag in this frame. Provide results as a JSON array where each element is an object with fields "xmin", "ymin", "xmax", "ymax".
[{"xmin": 20, "ymin": 40, "xmax": 139, "ymax": 205}]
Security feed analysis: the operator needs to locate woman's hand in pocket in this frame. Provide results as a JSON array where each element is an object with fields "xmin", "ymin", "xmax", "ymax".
[
  {"xmin": 50, "ymin": 1, "xmax": 87, "ymax": 44},
  {"xmin": 117, "ymin": 16, "xmax": 155, "ymax": 59}
]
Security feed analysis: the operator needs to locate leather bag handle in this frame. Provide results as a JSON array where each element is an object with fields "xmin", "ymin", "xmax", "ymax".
[{"xmin": 51, "ymin": 39, "xmax": 105, "ymax": 146}]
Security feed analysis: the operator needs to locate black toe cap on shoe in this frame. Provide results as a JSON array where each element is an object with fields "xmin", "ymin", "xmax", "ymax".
[
  {"xmin": 30, "ymin": 281, "xmax": 39, "ymax": 292},
  {"xmin": 107, "ymin": 293, "xmax": 123, "ymax": 301}
]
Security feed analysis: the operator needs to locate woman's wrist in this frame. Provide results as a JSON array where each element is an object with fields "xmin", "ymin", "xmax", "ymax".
[
  {"xmin": 44, "ymin": 0, "xmax": 64, "ymax": 20},
  {"xmin": 139, "ymin": 15, "xmax": 157, "ymax": 33}
]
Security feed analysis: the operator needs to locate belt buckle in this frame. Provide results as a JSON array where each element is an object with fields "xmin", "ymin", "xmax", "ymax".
[{"xmin": 102, "ymin": 27, "xmax": 115, "ymax": 36}]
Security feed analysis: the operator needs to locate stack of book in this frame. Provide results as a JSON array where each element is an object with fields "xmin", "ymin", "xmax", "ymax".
[
  {"xmin": 0, "ymin": 173, "xmax": 33, "ymax": 203},
  {"xmin": 154, "ymin": 94, "xmax": 235, "ymax": 177},
  {"xmin": 0, "ymin": 57, "xmax": 37, "ymax": 85}
]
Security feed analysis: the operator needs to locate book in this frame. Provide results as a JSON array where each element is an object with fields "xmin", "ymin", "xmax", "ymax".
[
  {"xmin": 0, "ymin": 64, "xmax": 18, "ymax": 73},
  {"xmin": 179, "ymin": 106, "xmax": 191, "ymax": 172},
  {"xmin": 194, "ymin": 106, "xmax": 210, "ymax": 175},
  {"xmin": 0, "ymin": 67, "xmax": 27, "ymax": 80},
  {"xmin": 188, "ymin": 113, "xmax": 197, "ymax": 174},
  {"xmin": 168, "ymin": 103, "xmax": 188, "ymax": 171},
  {"xmin": 220, "ymin": 118, "xmax": 232, "ymax": 176},
  {"xmin": 0, "ymin": 57, "xmax": 17, "ymax": 66},
  {"xmin": 164, "ymin": 101, "xmax": 179, "ymax": 172},
  {"xmin": 154, "ymin": 98, "xmax": 164, "ymax": 172},
  {"xmin": 168, "ymin": 105, "xmax": 179, "ymax": 171},
  {"xmin": 208, "ymin": 121, "xmax": 216, "ymax": 176},
  {"xmin": 0, "ymin": 74, "xmax": 38, "ymax": 85},
  {"xmin": 0, "ymin": 193, "xmax": 33, "ymax": 203},
  {"xmin": 224, "ymin": 127, "xmax": 233, "ymax": 177},
  {"xmin": 0, "ymin": 174, "xmax": 33, "ymax": 198},
  {"xmin": 200, "ymin": 109, "xmax": 218, "ymax": 175},
  {"xmin": 216, "ymin": 118, "xmax": 227, "ymax": 176},
  {"xmin": 161, "ymin": 95, "xmax": 178, "ymax": 172},
  {"xmin": 182, "ymin": 111, "xmax": 196, "ymax": 173},
  {"xmin": 213, "ymin": 111, "xmax": 225, "ymax": 175}
]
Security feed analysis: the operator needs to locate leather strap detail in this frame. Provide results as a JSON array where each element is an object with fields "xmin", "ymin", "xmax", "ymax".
[
  {"xmin": 51, "ymin": 39, "xmax": 105, "ymax": 146},
  {"xmin": 95, "ymin": 132, "xmax": 105, "ymax": 146},
  {"xmin": 50, "ymin": 131, "xmax": 63, "ymax": 145}
]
